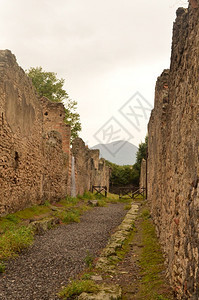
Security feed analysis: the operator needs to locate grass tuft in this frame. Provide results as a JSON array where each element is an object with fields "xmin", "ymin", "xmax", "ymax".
[
  {"xmin": 84, "ymin": 250, "xmax": 94, "ymax": 268},
  {"xmin": 0, "ymin": 262, "xmax": 5, "ymax": 273},
  {"xmin": 62, "ymin": 210, "xmax": 80, "ymax": 223},
  {"xmin": 124, "ymin": 204, "xmax": 132, "ymax": 210},
  {"xmin": 0, "ymin": 226, "xmax": 34, "ymax": 260},
  {"xmin": 58, "ymin": 280, "xmax": 99, "ymax": 299}
]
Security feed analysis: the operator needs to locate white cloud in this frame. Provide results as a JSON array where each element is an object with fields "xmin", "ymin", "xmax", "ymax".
[{"xmin": 0, "ymin": 0, "xmax": 188, "ymax": 146}]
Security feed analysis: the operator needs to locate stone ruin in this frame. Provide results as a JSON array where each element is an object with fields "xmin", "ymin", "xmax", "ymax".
[
  {"xmin": 72, "ymin": 138, "xmax": 110, "ymax": 196},
  {"xmin": 0, "ymin": 50, "xmax": 110, "ymax": 215},
  {"xmin": 147, "ymin": 2, "xmax": 199, "ymax": 299},
  {"xmin": 139, "ymin": 158, "xmax": 146, "ymax": 193}
]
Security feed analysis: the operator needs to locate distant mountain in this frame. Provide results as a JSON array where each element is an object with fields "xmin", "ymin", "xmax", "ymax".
[{"xmin": 91, "ymin": 140, "xmax": 138, "ymax": 166}]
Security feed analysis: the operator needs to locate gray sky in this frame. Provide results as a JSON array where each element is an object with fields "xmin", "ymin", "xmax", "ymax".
[{"xmin": 0, "ymin": 0, "xmax": 188, "ymax": 147}]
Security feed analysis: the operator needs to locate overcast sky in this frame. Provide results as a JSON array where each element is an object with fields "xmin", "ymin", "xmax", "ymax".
[{"xmin": 0, "ymin": 0, "xmax": 188, "ymax": 147}]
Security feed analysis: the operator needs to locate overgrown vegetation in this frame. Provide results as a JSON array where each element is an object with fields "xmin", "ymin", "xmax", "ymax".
[
  {"xmin": 55, "ymin": 209, "xmax": 81, "ymax": 224},
  {"xmin": 58, "ymin": 280, "xmax": 100, "ymax": 299},
  {"xmin": 26, "ymin": 67, "xmax": 81, "ymax": 142},
  {"xmin": 106, "ymin": 136, "xmax": 148, "ymax": 187},
  {"xmin": 0, "ymin": 192, "xmax": 128, "ymax": 265},
  {"xmin": 137, "ymin": 207, "xmax": 174, "ymax": 300},
  {"xmin": 106, "ymin": 161, "xmax": 140, "ymax": 186},
  {"xmin": 0, "ymin": 226, "xmax": 34, "ymax": 260}
]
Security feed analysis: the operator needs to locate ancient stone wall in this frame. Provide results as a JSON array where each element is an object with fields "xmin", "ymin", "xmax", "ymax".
[
  {"xmin": 72, "ymin": 138, "xmax": 110, "ymax": 196},
  {"xmin": 0, "ymin": 50, "xmax": 70, "ymax": 215},
  {"xmin": 148, "ymin": 4, "xmax": 199, "ymax": 299}
]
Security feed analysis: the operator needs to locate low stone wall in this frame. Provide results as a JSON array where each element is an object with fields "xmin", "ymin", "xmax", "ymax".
[
  {"xmin": 0, "ymin": 50, "xmax": 70, "ymax": 215},
  {"xmin": 148, "ymin": 4, "xmax": 199, "ymax": 299},
  {"xmin": 72, "ymin": 138, "xmax": 110, "ymax": 196}
]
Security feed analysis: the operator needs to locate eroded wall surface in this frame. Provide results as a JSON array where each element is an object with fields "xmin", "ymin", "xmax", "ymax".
[
  {"xmin": 148, "ymin": 4, "xmax": 199, "ymax": 299},
  {"xmin": 72, "ymin": 138, "xmax": 110, "ymax": 195},
  {"xmin": 0, "ymin": 50, "xmax": 70, "ymax": 214},
  {"xmin": 139, "ymin": 158, "xmax": 146, "ymax": 192}
]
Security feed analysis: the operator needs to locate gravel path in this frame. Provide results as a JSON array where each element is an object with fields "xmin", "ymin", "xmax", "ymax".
[{"xmin": 0, "ymin": 203, "xmax": 126, "ymax": 300}]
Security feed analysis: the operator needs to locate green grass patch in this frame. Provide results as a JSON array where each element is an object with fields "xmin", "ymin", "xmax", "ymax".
[
  {"xmin": 14, "ymin": 205, "xmax": 50, "ymax": 220},
  {"xmin": 62, "ymin": 210, "xmax": 80, "ymax": 223},
  {"xmin": 0, "ymin": 262, "xmax": 6, "ymax": 273},
  {"xmin": 81, "ymin": 271, "xmax": 95, "ymax": 280},
  {"xmin": 0, "ymin": 226, "xmax": 34, "ymax": 260},
  {"xmin": 54, "ymin": 209, "xmax": 80, "ymax": 224},
  {"xmin": 58, "ymin": 196, "xmax": 79, "ymax": 207},
  {"xmin": 141, "ymin": 208, "xmax": 151, "ymax": 219},
  {"xmin": 84, "ymin": 250, "xmax": 94, "ymax": 268},
  {"xmin": 0, "ymin": 215, "xmax": 20, "ymax": 233},
  {"xmin": 138, "ymin": 210, "xmax": 173, "ymax": 300},
  {"xmin": 115, "ymin": 224, "xmax": 136, "ymax": 261},
  {"xmin": 58, "ymin": 280, "xmax": 100, "ymax": 299},
  {"xmin": 78, "ymin": 191, "xmax": 96, "ymax": 200},
  {"xmin": 97, "ymin": 200, "xmax": 107, "ymax": 207},
  {"xmin": 124, "ymin": 204, "xmax": 132, "ymax": 210}
]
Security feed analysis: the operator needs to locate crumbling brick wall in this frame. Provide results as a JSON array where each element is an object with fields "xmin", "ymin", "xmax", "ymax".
[
  {"xmin": 0, "ymin": 50, "xmax": 70, "ymax": 215},
  {"xmin": 71, "ymin": 138, "xmax": 110, "ymax": 196},
  {"xmin": 148, "ymin": 4, "xmax": 199, "ymax": 299}
]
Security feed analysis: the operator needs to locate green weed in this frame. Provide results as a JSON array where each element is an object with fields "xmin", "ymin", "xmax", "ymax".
[
  {"xmin": 124, "ymin": 204, "xmax": 132, "ymax": 210},
  {"xmin": 0, "ymin": 215, "xmax": 20, "ymax": 233},
  {"xmin": 141, "ymin": 208, "xmax": 151, "ymax": 219},
  {"xmin": 58, "ymin": 196, "xmax": 79, "ymax": 207},
  {"xmin": 58, "ymin": 280, "xmax": 99, "ymax": 299},
  {"xmin": 54, "ymin": 209, "xmax": 80, "ymax": 224},
  {"xmin": 84, "ymin": 250, "xmax": 94, "ymax": 268},
  {"xmin": 0, "ymin": 262, "xmax": 5, "ymax": 273},
  {"xmin": 0, "ymin": 226, "xmax": 34, "ymax": 260},
  {"xmin": 97, "ymin": 200, "xmax": 107, "ymax": 207},
  {"xmin": 62, "ymin": 210, "xmax": 80, "ymax": 223},
  {"xmin": 81, "ymin": 272, "xmax": 95, "ymax": 280}
]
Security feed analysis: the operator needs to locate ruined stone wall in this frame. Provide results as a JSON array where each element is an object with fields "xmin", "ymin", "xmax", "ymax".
[
  {"xmin": 0, "ymin": 50, "xmax": 70, "ymax": 215},
  {"xmin": 72, "ymin": 138, "xmax": 110, "ymax": 196},
  {"xmin": 148, "ymin": 4, "xmax": 199, "ymax": 299}
]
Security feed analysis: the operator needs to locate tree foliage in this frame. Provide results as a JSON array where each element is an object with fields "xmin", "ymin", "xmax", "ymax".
[
  {"xmin": 105, "ymin": 136, "xmax": 148, "ymax": 187},
  {"xmin": 27, "ymin": 67, "xmax": 81, "ymax": 142},
  {"xmin": 134, "ymin": 135, "xmax": 148, "ymax": 174},
  {"xmin": 106, "ymin": 160, "xmax": 139, "ymax": 186}
]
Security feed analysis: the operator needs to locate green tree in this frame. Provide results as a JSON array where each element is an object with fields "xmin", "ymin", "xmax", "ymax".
[
  {"xmin": 134, "ymin": 135, "xmax": 148, "ymax": 174},
  {"xmin": 27, "ymin": 67, "xmax": 81, "ymax": 142},
  {"xmin": 105, "ymin": 160, "xmax": 139, "ymax": 186},
  {"xmin": 105, "ymin": 136, "xmax": 148, "ymax": 188}
]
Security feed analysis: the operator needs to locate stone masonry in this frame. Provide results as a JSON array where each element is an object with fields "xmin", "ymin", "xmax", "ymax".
[
  {"xmin": 72, "ymin": 138, "xmax": 110, "ymax": 196},
  {"xmin": 0, "ymin": 50, "xmax": 70, "ymax": 215},
  {"xmin": 139, "ymin": 158, "xmax": 146, "ymax": 193},
  {"xmin": 0, "ymin": 50, "xmax": 110, "ymax": 215},
  {"xmin": 147, "ymin": 3, "xmax": 199, "ymax": 299}
]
